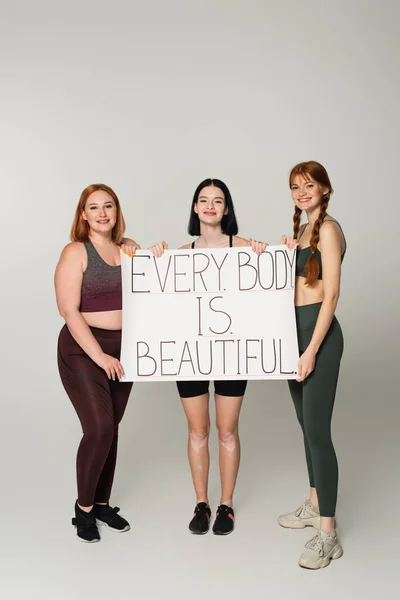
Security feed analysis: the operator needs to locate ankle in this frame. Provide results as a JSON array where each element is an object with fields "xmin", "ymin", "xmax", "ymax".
[
  {"xmin": 77, "ymin": 503, "xmax": 93, "ymax": 513},
  {"xmin": 220, "ymin": 499, "xmax": 233, "ymax": 507}
]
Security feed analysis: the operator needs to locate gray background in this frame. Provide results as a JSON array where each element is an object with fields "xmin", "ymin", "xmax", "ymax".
[{"xmin": 1, "ymin": 0, "xmax": 399, "ymax": 598}]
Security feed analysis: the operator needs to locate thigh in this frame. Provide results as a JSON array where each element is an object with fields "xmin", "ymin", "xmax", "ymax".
[
  {"xmin": 214, "ymin": 380, "xmax": 247, "ymax": 398},
  {"xmin": 288, "ymin": 379, "xmax": 304, "ymax": 419},
  {"xmin": 215, "ymin": 394, "xmax": 244, "ymax": 430},
  {"xmin": 302, "ymin": 340, "xmax": 342, "ymax": 434},
  {"xmin": 109, "ymin": 380, "xmax": 133, "ymax": 425},
  {"xmin": 58, "ymin": 347, "xmax": 114, "ymax": 432},
  {"xmin": 181, "ymin": 394, "xmax": 210, "ymax": 430},
  {"xmin": 177, "ymin": 380, "xmax": 210, "ymax": 399}
]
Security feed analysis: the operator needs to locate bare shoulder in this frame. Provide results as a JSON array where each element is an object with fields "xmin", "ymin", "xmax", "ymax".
[
  {"xmin": 319, "ymin": 220, "xmax": 343, "ymax": 251},
  {"xmin": 232, "ymin": 235, "xmax": 249, "ymax": 247},
  {"xmin": 58, "ymin": 242, "xmax": 86, "ymax": 268},
  {"xmin": 60, "ymin": 241, "xmax": 85, "ymax": 257},
  {"xmin": 179, "ymin": 243, "xmax": 192, "ymax": 250},
  {"xmin": 320, "ymin": 219, "xmax": 343, "ymax": 240}
]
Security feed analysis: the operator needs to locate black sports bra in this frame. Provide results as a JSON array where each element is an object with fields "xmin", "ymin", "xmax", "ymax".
[
  {"xmin": 191, "ymin": 234, "xmax": 233, "ymax": 249},
  {"xmin": 296, "ymin": 220, "xmax": 346, "ymax": 280}
]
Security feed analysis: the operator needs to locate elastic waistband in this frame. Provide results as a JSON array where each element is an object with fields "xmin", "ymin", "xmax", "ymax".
[
  {"xmin": 295, "ymin": 302, "xmax": 322, "ymax": 316},
  {"xmin": 295, "ymin": 302, "xmax": 323, "ymax": 331},
  {"xmin": 60, "ymin": 324, "xmax": 121, "ymax": 340},
  {"xmin": 89, "ymin": 326, "xmax": 121, "ymax": 339}
]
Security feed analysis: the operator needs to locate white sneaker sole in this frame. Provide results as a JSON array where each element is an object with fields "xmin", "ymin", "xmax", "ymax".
[
  {"xmin": 278, "ymin": 516, "xmax": 320, "ymax": 529},
  {"xmin": 96, "ymin": 518, "xmax": 130, "ymax": 533},
  {"xmin": 74, "ymin": 529, "xmax": 100, "ymax": 543},
  {"xmin": 299, "ymin": 544, "xmax": 343, "ymax": 569}
]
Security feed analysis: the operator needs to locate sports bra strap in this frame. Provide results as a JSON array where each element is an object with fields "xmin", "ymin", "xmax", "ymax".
[{"xmin": 297, "ymin": 224, "xmax": 307, "ymax": 242}]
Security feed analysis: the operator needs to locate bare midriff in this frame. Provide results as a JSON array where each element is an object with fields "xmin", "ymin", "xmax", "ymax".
[
  {"xmin": 82, "ymin": 309, "xmax": 123, "ymax": 330},
  {"xmin": 294, "ymin": 277, "xmax": 324, "ymax": 307}
]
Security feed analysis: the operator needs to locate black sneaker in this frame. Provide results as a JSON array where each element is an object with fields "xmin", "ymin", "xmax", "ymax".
[
  {"xmin": 72, "ymin": 502, "xmax": 100, "ymax": 543},
  {"xmin": 94, "ymin": 503, "xmax": 130, "ymax": 532},
  {"xmin": 212, "ymin": 505, "xmax": 234, "ymax": 535},
  {"xmin": 189, "ymin": 502, "xmax": 211, "ymax": 534}
]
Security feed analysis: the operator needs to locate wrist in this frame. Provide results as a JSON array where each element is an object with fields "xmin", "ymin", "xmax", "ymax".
[
  {"xmin": 91, "ymin": 350, "xmax": 104, "ymax": 363},
  {"xmin": 307, "ymin": 343, "xmax": 319, "ymax": 355}
]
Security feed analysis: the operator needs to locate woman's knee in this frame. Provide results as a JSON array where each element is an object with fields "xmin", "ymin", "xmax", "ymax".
[
  {"xmin": 216, "ymin": 425, "xmax": 238, "ymax": 452},
  {"xmin": 188, "ymin": 428, "xmax": 209, "ymax": 451},
  {"xmin": 83, "ymin": 419, "xmax": 114, "ymax": 446}
]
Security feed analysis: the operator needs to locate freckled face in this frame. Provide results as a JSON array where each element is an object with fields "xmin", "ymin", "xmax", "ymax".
[
  {"xmin": 290, "ymin": 175, "xmax": 329, "ymax": 211},
  {"xmin": 194, "ymin": 186, "xmax": 228, "ymax": 225},
  {"xmin": 82, "ymin": 190, "xmax": 117, "ymax": 233}
]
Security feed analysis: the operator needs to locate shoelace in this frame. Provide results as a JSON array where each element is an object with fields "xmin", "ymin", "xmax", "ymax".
[
  {"xmin": 194, "ymin": 505, "xmax": 210, "ymax": 520},
  {"xmin": 294, "ymin": 499, "xmax": 313, "ymax": 518},
  {"xmin": 216, "ymin": 505, "xmax": 233, "ymax": 520},
  {"xmin": 305, "ymin": 533, "xmax": 324, "ymax": 557}
]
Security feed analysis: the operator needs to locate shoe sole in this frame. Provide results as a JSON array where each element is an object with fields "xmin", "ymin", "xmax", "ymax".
[
  {"xmin": 299, "ymin": 544, "xmax": 343, "ymax": 569},
  {"xmin": 96, "ymin": 519, "xmax": 130, "ymax": 533},
  {"xmin": 278, "ymin": 517, "xmax": 320, "ymax": 529},
  {"xmin": 189, "ymin": 520, "xmax": 210, "ymax": 535},
  {"xmin": 212, "ymin": 528, "xmax": 234, "ymax": 536},
  {"xmin": 75, "ymin": 530, "xmax": 100, "ymax": 543},
  {"xmin": 189, "ymin": 528, "xmax": 209, "ymax": 535}
]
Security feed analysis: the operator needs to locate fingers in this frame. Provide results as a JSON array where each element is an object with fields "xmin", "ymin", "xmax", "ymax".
[
  {"xmin": 296, "ymin": 359, "xmax": 304, "ymax": 382},
  {"xmin": 280, "ymin": 235, "xmax": 298, "ymax": 250},
  {"xmin": 107, "ymin": 359, "xmax": 125, "ymax": 381},
  {"xmin": 249, "ymin": 238, "xmax": 268, "ymax": 255},
  {"xmin": 149, "ymin": 241, "xmax": 167, "ymax": 257},
  {"xmin": 120, "ymin": 244, "xmax": 136, "ymax": 258}
]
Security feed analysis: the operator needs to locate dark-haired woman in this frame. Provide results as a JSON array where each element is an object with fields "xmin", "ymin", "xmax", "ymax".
[
  {"xmin": 151, "ymin": 178, "xmax": 266, "ymax": 536},
  {"xmin": 278, "ymin": 162, "xmax": 346, "ymax": 569},
  {"xmin": 55, "ymin": 184, "xmax": 140, "ymax": 543}
]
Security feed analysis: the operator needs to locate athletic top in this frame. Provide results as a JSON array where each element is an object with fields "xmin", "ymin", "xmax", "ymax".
[
  {"xmin": 191, "ymin": 234, "xmax": 233, "ymax": 249},
  {"xmin": 80, "ymin": 241, "xmax": 122, "ymax": 312},
  {"xmin": 296, "ymin": 220, "xmax": 346, "ymax": 280}
]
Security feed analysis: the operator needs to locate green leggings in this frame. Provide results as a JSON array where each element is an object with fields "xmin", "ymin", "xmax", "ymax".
[{"xmin": 288, "ymin": 302, "xmax": 343, "ymax": 517}]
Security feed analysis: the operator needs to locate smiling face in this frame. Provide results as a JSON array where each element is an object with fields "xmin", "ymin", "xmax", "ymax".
[
  {"xmin": 81, "ymin": 190, "xmax": 118, "ymax": 235},
  {"xmin": 290, "ymin": 174, "xmax": 329, "ymax": 212},
  {"xmin": 194, "ymin": 185, "xmax": 228, "ymax": 225}
]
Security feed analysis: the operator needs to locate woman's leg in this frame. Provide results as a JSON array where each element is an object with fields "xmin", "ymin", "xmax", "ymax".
[
  {"xmin": 214, "ymin": 380, "xmax": 246, "ymax": 506},
  {"xmin": 58, "ymin": 342, "xmax": 116, "ymax": 509},
  {"xmin": 179, "ymin": 383, "xmax": 211, "ymax": 503},
  {"xmin": 94, "ymin": 379, "xmax": 133, "ymax": 503},
  {"xmin": 301, "ymin": 318, "xmax": 343, "ymax": 533},
  {"xmin": 288, "ymin": 379, "xmax": 319, "ymax": 510}
]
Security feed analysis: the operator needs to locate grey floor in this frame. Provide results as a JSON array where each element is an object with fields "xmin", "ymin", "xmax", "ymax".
[{"xmin": 3, "ymin": 345, "xmax": 398, "ymax": 600}]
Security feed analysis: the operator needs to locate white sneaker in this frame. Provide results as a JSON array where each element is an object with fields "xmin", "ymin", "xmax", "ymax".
[
  {"xmin": 278, "ymin": 499, "xmax": 320, "ymax": 529},
  {"xmin": 298, "ymin": 530, "xmax": 343, "ymax": 569}
]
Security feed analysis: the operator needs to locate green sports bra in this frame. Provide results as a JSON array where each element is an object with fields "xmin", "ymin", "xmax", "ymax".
[{"xmin": 295, "ymin": 220, "xmax": 346, "ymax": 280}]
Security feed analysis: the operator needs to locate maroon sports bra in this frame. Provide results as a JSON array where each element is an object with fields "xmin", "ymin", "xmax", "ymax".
[{"xmin": 80, "ymin": 241, "xmax": 122, "ymax": 313}]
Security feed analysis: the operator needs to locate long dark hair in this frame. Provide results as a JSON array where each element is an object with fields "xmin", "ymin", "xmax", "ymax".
[{"xmin": 188, "ymin": 178, "xmax": 239, "ymax": 236}]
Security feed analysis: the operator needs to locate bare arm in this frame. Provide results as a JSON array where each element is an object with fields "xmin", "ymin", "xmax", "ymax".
[
  {"xmin": 54, "ymin": 243, "xmax": 123, "ymax": 379},
  {"xmin": 297, "ymin": 222, "xmax": 342, "ymax": 381},
  {"xmin": 307, "ymin": 222, "xmax": 342, "ymax": 353}
]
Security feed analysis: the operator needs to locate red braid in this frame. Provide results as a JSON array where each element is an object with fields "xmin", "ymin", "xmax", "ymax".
[
  {"xmin": 303, "ymin": 197, "xmax": 329, "ymax": 286},
  {"xmin": 293, "ymin": 207, "xmax": 302, "ymax": 239},
  {"xmin": 288, "ymin": 161, "xmax": 334, "ymax": 287}
]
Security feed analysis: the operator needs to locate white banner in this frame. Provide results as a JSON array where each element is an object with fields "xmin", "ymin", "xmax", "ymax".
[{"xmin": 120, "ymin": 246, "xmax": 299, "ymax": 382}]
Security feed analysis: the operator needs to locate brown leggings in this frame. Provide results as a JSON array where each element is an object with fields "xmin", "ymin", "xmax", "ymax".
[{"xmin": 57, "ymin": 325, "xmax": 133, "ymax": 506}]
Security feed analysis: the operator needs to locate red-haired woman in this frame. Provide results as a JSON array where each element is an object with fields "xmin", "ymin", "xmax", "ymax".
[
  {"xmin": 55, "ymin": 184, "xmax": 139, "ymax": 543},
  {"xmin": 278, "ymin": 162, "xmax": 346, "ymax": 569}
]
